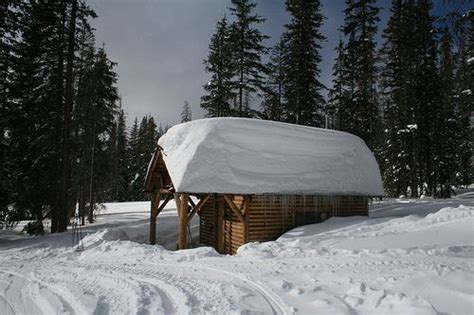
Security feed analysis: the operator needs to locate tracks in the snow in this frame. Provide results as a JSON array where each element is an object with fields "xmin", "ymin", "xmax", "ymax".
[{"xmin": 0, "ymin": 257, "xmax": 292, "ymax": 315}]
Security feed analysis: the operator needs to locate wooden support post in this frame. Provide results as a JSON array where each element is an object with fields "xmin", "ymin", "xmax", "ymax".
[
  {"xmin": 178, "ymin": 193, "xmax": 189, "ymax": 250},
  {"xmin": 216, "ymin": 196, "xmax": 225, "ymax": 253},
  {"xmin": 149, "ymin": 190, "xmax": 160, "ymax": 245},
  {"xmin": 174, "ymin": 193, "xmax": 181, "ymax": 219},
  {"xmin": 243, "ymin": 196, "xmax": 250, "ymax": 243}
]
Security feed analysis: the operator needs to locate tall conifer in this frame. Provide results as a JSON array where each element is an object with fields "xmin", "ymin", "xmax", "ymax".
[{"xmin": 282, "ymin": 0, "xmax": 326, "ymax": 126}]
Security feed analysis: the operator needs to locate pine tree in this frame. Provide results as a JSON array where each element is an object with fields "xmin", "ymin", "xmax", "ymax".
[
  {"xmin": 261, "ymin": 39, "xmax": 285, "ymax": 121},
  {"xmin": 411, "ymin": 0, "xmax": 443, "ymax": 196},
  {"xmin": 434, "ymin": 28, "xmax": 458, "ymax": 197},
  {"xmin": 128, "ymin": 116, "xmax": 158, "ymax": 201},
  {"xmin": 380, "ymin": 0, "xmax": 447, "ymax": 197},
  {"xmin": 328, "ymin": 38, "xmax": 349, "ymax": 130},
  {"xmin": 74, "ymin": 46, "xmax": 119, "ymax": 222},
  {"xmin": 115, "ymin": 109, "xmax": 129, "ymax": 201},
  {"xmin": 338, "ymin": 0, "xmax": 381, "ymax": 149},
  {"xmin": 128, "ymin": 118, "xmax": 141, "ymax": 200},
  {"xmin": 453, "ymin": 11, "xmax": 473, "ymax": 187},
  {"xmin": 0, "ymin": 0, "xmax": 20, "ymax": 221},
  {"xmin": 380, "ymin": 0, "xmax": 418, "ymax": 197},
  {"xmin": 181, "ymin": 101, "xmax": 192, "ymax": 123},
  {"xmin": 282, "ymin": 0, "xmax": 326, "ymax": 126},
  {"xmin": 201, "ymin": 16, "xmax": 235, "ymax": 117},
  {"xmin": 229, "ymin": 0, "xmax": 268, "ymax": 117},
  {"xmin": 9, "ymin": 1, "xmax": 68, "ymax": 229}
]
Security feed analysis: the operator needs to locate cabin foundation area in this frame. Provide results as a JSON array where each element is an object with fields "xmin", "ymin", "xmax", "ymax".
[
  {"xmin": 145, "ymin": 118, "xmax": 383, "ymax": 254},
  {"xmin": 199, "ymin": 194, "xmax": 368, "ymax": 254}
]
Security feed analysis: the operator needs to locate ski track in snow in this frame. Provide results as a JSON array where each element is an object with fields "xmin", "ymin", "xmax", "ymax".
[
  {"xmin": 0, "ymin": 199, "xmax": 473, "ymax": 314},
  {"xmin": 0, "ymin": 257, "xmax": 289, "ymax": 314}
]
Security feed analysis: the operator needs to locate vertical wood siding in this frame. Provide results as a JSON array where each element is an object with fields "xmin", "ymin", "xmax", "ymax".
[{"xmin": 199, "ymin": 194, "xmax": 368, "ymax": 254}]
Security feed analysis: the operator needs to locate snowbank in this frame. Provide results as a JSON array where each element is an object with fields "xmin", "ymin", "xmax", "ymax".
[
  {"xmin": 1, "ymin": 201, "xmax": 473, "ymax": 314},
  {"xmin": 158, "ymin": 118, "xmax": 384, "ymax": 195}
]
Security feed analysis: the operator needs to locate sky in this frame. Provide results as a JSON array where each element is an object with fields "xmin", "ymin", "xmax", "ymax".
[{"xmin": 88, "ymin": 0, "xmax": 454, "ymax": 127}]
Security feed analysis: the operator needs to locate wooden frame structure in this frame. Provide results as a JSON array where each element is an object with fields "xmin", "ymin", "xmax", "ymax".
[{"xmin": 145, "ymin": 149, "xmax": 370, "ymax": 254}]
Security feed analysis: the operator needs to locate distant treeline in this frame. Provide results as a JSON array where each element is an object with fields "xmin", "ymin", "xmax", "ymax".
[{"xmin": 200, "ymin": 0, "xmax": 473, "ymax": 198}]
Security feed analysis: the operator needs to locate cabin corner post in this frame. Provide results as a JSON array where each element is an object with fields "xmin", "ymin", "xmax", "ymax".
[
  {"xmin": 178, "ymin": 193, "xmax": 189, "ymax": 250},
  {"xmin": 243, "ymin": 195, "xmax": 250, "ymax": 243},
  {"xmin": 149, "ymin": 189, "xmax": 160, "ymax": 245}
]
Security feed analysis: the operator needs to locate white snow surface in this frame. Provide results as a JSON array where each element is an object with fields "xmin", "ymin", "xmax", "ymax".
[
  {"xmin": 1, "ymin": 198, "xmax": 473, "ymax": 314},
  {"xmin": 158, "ymin": 118, "xmax": 384, "ymax": 195}
]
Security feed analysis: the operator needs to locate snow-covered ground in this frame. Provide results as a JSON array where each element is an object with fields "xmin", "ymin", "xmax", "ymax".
[{"xmin": 1, "ymin": 198, "xmax": 473, "ymax": 314}]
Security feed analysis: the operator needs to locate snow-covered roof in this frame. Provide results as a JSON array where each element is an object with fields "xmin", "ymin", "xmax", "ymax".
[{"xmin": 157, "ymin": 118, "xmax": 384, "ymax": 196}]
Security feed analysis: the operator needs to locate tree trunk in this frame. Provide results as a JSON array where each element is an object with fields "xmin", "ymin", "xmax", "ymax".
[{"xmin": 58, "ymin": 0, "xmax": 78, "ymax": 232}]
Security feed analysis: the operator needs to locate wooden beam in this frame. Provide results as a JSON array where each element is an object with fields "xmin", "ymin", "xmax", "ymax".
[
  {"xmin": 189, "ymin": 198, "xmax": 196, "ymax": 209},
  {"xmin": 178, "ymin": 194, "xmax": 189, "ymax": 250},
  {"xmin": 187, "ymin": 194, "xmax": 210, "ymax": 223},
  {"xmin": 174, "ymin": 193, "xmax": 181, "ymax": 219},
  {"xmin": 223, "ymin": 194, "xmax": 245, "ymax": 223},
  {"xmin": 157, "ymin": 194, "xmax": 172, "ymax": 214},
  {"xmin": 159, "ymin": 188, "xmax": 174, "ymax": 195},
  {"xmin": 149, "ymin": 190, "xmax": 160, "ymax": 245},
  {"xmin": 216, "ymin": 196, "xmax": 224, "ymax": 253},
  {"xmin": 243, "ymin": 196, "xmax": 250, "ymax": 243}
]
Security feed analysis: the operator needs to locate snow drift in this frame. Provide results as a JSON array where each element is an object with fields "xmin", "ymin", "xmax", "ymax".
[
  {"xmin": 1, "ymin": 201, "xmax": 473, "ymax": 314},
  {"xmin": 158, "ymin": 118, "xmax": 384, "ymax": 195}
]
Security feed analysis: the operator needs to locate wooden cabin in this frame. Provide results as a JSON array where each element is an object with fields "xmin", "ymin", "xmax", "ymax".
[{"xmin": 145, "ymin": 118, "xmax": 384, "ymax": 254}]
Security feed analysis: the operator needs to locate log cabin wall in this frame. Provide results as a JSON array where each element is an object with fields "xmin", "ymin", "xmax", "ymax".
[{"xmin": 199, "ymin": 194, "xmax": 368, "ymax": 254}]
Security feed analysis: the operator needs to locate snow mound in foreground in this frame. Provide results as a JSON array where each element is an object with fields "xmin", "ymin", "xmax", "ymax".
[
  {"xmin": 81, "ymin": 228, "xmax": 130, "ymax": 248},
  {"xmin": 424, "ymin": 204, "xmax": 474, "ymax": 223},
  {"xmin": 238, "ymin": 205, "xmax": 474, "ymax": 256},
  {"xmin": 1, "ymin": 201, "xmax": 473, "ymax": 315},
  {"xmin": 343, "ymin": 283, "xmax": 437, "ymax": 315}
]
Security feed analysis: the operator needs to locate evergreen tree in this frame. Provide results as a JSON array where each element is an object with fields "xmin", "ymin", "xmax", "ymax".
[
  {"xmin": 181, "ymin": 101, "xmax": 192, "ymax": 123},
  {"xmin": 380, "ymin": 0, "xmax": 447, "ymax": 197},
  {"xmin": 434, "ymin": 28, "xmax": 458, "ymax": 197},
  {"xmin": 201, "ymin": 16, "xmax": 235, "ymax": 117},
  {"xmin": 128, "ymin": 116, "xmax": 158, "ymax": 201},
  {"xmin": 0, "ymin": 0, "xmax": 20, "ymax": 221},
  {"xmin": 8, "ymin": 1, "xmax": 68, "ymax": 230},
  {"xmin": 327, "ymin": 38, "xmax": 349, "ymax": 130},
  {"xmin": 338, "ymin": 0, "xmax": 381, "ymax": 149},
  {"xmin": 261, "ymin": 39, "xmax": 285, "ymax": 121},
  {"xmin": 127, "ymin": 118, "xmax": 141, "ymax": 200},
  {"xmin": 282, "ymin": 0, "xmax": 326, "ymax": 126},
  {"xmin": 412, "ymin": 0, "xmax": 443, "ymax": 196},
  {"xmin": 453, "ymin": 11, "xmax": 473, "ymax": 187},
  {"xmin": 380, "ymin": 0, "xmax": 411, "ymax": 197},
  {"xmin": 74, "ymin": 47, "xmax": 119, "ymax": 222},
  {"xmin": 229, "ymin": 0, "xmax": 268, "ymax": 117},
  {"xmin": 115, "ymin": 109, "xmax": 129, "ymax": 202}
]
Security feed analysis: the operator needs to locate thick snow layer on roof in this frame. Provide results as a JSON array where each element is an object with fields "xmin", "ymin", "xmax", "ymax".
[{"xmin": 158, "ymin": 118, "xmax": 384, "ymax": 195}]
